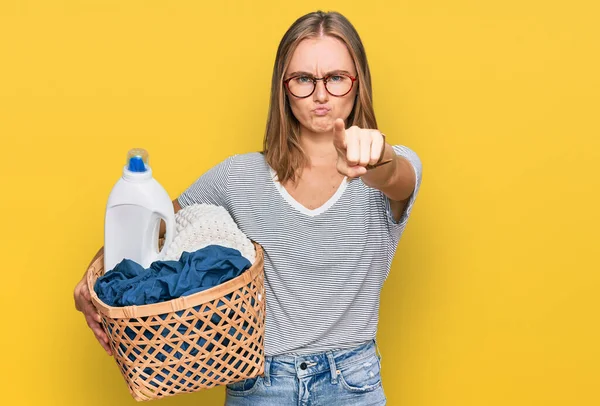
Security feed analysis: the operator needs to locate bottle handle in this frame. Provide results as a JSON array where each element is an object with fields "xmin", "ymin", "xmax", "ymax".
[{"xmin": 153, "ymin": 209, "xmax": 174, "ymax": 260}]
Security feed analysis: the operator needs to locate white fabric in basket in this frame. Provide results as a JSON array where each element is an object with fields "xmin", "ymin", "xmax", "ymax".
[{"xmin": 161, "ymin": 203, "xmax": 256, "ymax": 264}]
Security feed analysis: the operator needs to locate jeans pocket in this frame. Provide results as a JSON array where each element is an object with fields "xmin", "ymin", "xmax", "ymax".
[
  {"xmin": 225, "ymin": 376, "xmax": 262, "ymax": 396},
  {"xmin": 338, "ymin": 354, "xmax": 382, "ymax": 393}
]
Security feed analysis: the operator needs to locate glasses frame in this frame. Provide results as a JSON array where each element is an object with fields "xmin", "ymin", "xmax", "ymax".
[{"xmin": 283, "ymin": 73, "xmax": 358, "ymax": 98}]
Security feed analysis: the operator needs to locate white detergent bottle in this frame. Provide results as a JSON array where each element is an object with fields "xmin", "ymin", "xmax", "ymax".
[{"xmin": 104, "ymin": 148, "xmax": 175, "ymax": 273}]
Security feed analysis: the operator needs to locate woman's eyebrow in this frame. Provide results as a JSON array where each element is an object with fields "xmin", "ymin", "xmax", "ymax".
[
  {"xmin": 286, "ymin": 71, "xmax": 313, "ymax": 78},
  {"xmin": 286, "ymin": 69, "xmax": 353, "ymax": 78}
]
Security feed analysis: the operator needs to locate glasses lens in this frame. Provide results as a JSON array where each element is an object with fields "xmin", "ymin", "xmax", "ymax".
[
  {"xmin": 287, "ymin": 76, "xmax": 315, "ymax": 98},
  {"xmin": 326, "ymin": 75, "xmax": 353, "ymax": 96}
]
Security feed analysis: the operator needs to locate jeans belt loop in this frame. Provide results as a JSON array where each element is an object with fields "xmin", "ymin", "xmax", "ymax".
[
  {"xmin": 325, "ymin": 351, "xmax": 339, "ymax": 384},
  {"xmin": 263, "ymin": 356, "xmax": 272, "ymax": 386},
  {"xmin": 372, "ymin": 338, "xmax": 383, "ymax": 362}
]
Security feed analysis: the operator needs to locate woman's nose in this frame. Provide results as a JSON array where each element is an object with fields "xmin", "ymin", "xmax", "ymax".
[{"xmin": 313, "ymin": 80, "xmax": 329, "ymax": 102}]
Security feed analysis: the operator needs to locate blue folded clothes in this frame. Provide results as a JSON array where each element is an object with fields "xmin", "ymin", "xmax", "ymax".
[{"xmin": 95, "ymin": 245, "xmax": 252, "ymax": 307}]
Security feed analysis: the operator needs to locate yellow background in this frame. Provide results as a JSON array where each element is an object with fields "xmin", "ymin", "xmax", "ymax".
[{"xmin": 1, "ymin": 1, "xmax": 598, "ymax": 405}]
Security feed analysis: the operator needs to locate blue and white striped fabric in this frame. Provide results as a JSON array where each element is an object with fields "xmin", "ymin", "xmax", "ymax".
[{"xmin": 177, "ymin": 146, "xmax": 422, "ymax": 356}]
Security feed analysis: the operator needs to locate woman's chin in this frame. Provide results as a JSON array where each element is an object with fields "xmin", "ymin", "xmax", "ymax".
[{"xmin": 308, "ymin": 118, "xmax": 334, "ymax": 133}]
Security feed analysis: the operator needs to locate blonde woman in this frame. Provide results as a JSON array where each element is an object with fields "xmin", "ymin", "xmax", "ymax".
[{"xmin": 74, "ymin": 10, "xmax": 422, "ymax": 405}]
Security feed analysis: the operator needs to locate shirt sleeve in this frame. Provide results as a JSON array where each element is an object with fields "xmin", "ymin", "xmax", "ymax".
[
  {"xmin": 383, "ymin": 145, "xmax": 423, "ymax": 228},
  {"xmin": 176, "ymin": 155, "xmax": 237, "ymax": 210}
]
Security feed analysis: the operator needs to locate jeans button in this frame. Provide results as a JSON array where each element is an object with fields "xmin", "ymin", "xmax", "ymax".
[{"xmin": 300, "ymin": 362, "xmax": 307, "ymax": 370}]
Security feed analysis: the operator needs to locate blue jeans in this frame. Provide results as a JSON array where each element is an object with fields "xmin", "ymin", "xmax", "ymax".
[{"xmin": 225, "ymin": 340, "xmax": 386, "ymax": 405}]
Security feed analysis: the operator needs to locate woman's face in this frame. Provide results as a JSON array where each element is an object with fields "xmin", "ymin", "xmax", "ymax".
[{"xmin": 284, "ymin": 35, "xmax": 358, "ymax": 134}]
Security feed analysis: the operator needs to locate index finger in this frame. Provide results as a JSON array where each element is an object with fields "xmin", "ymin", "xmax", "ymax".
[{"xmin": 332, "ymin": 118, "xmax": 346, "ymax": 149}]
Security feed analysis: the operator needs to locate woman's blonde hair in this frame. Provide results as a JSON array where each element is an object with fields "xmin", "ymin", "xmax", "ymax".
[{"xmin": 263, "ymin": 11, "xmax": 378, "ymax": 184}]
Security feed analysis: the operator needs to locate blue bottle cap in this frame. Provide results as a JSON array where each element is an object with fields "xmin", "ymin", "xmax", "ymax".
[{"xmin": 126, "ymin": 148, "xmax": 149, "ymax": 173}]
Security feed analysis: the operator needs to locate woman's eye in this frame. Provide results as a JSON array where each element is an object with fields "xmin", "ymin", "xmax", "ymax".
[
  {"xmin": 329, "ymin": 75, "xmax": 344, "ymax": 82},
  {"xmin": 296, "ymin": 76, "xmax": 312, "ymax": 84}
]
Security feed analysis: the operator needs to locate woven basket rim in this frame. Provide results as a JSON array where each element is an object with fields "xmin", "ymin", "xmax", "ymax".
[{"xmin": 87, "ymin": 242, "xmax": 264, "ymax": 319}]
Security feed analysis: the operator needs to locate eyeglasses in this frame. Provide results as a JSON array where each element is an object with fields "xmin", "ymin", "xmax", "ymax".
[{"xmin": 283, "ymin": 73, "xmax": 358, "ymax": 98}]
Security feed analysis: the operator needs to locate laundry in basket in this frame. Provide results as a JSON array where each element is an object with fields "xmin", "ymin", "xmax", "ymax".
[{"xmin": 95, "ymin": 245, "xmax": 252, "ymax": 307}]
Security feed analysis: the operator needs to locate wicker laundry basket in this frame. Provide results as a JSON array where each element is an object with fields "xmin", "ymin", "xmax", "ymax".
[{"xmin": 86, "ymin": 242, "xmax": 266, "ymax": 402}]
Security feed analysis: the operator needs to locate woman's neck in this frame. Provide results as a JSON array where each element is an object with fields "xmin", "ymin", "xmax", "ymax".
[{"xmin": 298, "ymin": 126, "xmax": 338, "ymax": 169}]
